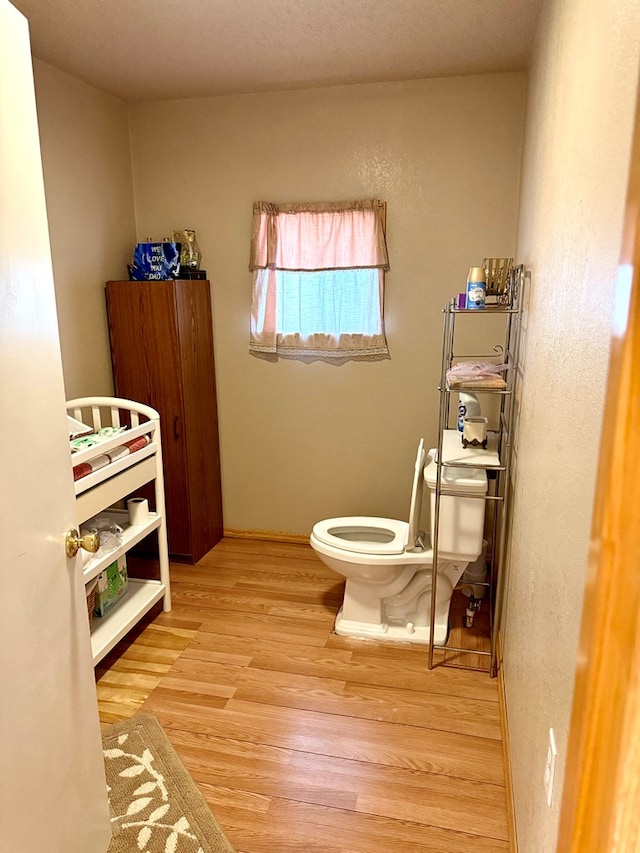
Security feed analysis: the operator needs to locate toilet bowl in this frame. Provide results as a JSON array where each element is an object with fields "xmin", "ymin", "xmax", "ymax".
[{"xmin": 310, "ymin": 439, "xmax": 487, "ymax": 645}]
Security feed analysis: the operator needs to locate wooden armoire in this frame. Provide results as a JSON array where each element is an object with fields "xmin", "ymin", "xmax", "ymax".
[{"xmin": 105, "ymin": 278, "xmax": 223, "ymax": 563}]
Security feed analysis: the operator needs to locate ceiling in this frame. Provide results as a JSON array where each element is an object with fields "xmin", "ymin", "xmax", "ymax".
[{"xmin": 13, "ymin": 0, "xmax": 543, "ymax": 104}]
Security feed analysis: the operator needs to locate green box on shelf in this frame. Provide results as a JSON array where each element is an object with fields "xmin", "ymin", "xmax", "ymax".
[{"xmin": 94, "ymin": 556, "xmax": 128, "ymax": 617}]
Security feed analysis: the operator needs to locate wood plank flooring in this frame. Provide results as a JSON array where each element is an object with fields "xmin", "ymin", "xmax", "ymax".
[
  {"xmin": 96, "ymin": 538, "xmax": 509, "ymax": 853},
  {"xmin": 95, "ymin": 618, "xmax": 197, "ymax": 723}
]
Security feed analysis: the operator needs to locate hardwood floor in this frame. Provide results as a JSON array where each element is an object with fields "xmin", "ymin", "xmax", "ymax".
[{"xmin": 96, "ymin": 538, "xmax": 509, "ymax": 853}]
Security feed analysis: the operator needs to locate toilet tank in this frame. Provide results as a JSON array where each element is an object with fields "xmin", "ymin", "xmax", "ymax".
[{"xmin": 424, "ymin": 452, "xmax": 487, "ymax": 560}]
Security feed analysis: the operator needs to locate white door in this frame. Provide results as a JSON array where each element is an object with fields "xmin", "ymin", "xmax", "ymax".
[{"xmin": 0, "ymin": 2, "xmax": 111, "ymax": 850}]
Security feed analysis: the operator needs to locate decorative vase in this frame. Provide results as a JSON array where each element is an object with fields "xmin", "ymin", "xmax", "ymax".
[{"xmin": 172, "ymin": 229, "xmax": 201, "ymax": 270}]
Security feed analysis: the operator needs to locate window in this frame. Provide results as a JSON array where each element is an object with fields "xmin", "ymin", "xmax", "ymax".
[{"xmin": 248, "ymin": 199, "xmax": 390, "ymax": 361}]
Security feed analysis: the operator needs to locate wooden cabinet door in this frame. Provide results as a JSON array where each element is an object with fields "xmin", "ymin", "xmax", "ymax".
[
  {"xmin": 106, "ymin": 280, "xmax": 192, "ymax": 557},
  {"xmin": 175, "ymin": 280, "xmax": 224, "ymax": 560}
]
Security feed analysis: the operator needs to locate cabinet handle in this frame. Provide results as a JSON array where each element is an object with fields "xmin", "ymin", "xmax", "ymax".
[{"xmin": 173, "ymin": 416, "xmax": 180, "ymax": 440}]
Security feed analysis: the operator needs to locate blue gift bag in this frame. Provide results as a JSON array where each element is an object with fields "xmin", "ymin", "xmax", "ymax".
[{"xmin": 131, "ymin": 242, "xmax": 181, "ymax": 280}]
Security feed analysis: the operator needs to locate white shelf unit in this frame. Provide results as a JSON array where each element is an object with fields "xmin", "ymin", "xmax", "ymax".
[
  {"xmin": 429, "ymin": 266, "xmax": 524, "ymax": 676},
  {"xmin": 67, "ymin": 396, "xmax": 171, "ymax": 666}
]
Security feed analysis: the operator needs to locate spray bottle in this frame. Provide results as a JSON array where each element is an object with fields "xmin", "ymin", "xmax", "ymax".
[
  {"xmin": 457, "ymin": 392, "xmax": 481, "ymax": 432},
  {"xmin": 465, "ymin": 266, "xmax": 486, "ymax": 309}
]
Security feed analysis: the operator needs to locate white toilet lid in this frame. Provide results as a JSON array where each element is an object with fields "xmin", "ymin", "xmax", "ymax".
[
  {"xmin": 311, "ymin": 438, "xmax": 426, "ymax": 556},
  {"xmin": 407, "ymin": 438, "xmax": 426, "ymax": 550}
]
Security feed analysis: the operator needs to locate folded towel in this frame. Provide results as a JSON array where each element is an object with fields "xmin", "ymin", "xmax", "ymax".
[{"xmin": 446, "ymin": 360, "xmax": 509, "ymax": 390}]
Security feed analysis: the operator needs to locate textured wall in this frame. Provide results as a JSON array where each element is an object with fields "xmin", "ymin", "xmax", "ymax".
[
  {"xmin": 128, "ymin": 73, "xmax": 526, "ymax": 534},
  {"xmin": 505, "ymin": 0, "xmax": 640, "ymax": 850},
  {"xmin": 34, "ymin": 60, "xmax": 136, "ymax": 399}
]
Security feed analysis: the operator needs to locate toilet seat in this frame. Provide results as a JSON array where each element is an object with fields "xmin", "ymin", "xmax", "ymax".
[
  {"xmin": 311, "ymin": 517, "xmax": 410, "ymax": 555},
  {"xmin": 311, "ymin": 439, "xmax": 427, "ymax": 556}
]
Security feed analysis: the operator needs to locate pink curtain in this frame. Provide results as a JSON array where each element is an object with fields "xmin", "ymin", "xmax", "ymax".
[
  {"xmin": 249, "ymin": 199, "xmax": 390, "ymax": 360},
  {"xmin": 250, "ymin": 199, "xmax": 389, "ymax": 272}
]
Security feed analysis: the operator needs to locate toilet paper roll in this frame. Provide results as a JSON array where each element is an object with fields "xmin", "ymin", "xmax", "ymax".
[{"xmin": 127, "ymin": 497, "xmax": 150, "ymax": 526}]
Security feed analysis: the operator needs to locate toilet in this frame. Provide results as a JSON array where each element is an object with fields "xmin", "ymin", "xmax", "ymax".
[{"xmin": 310, "ymin": 439, "xmax": 488, "ymax": 645}]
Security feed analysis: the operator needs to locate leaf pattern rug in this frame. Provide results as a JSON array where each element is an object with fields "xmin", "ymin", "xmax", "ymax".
[{"xmin": 102, "ymin": 713, "xmax": 236, "ymax": 853}]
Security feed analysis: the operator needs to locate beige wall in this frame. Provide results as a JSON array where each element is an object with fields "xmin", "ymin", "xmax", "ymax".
[
  {"xmin": 34, "ymin": 60, "xmax": 136, "ymax": 399},
  {"xmin": 128, "ymin": 74, "xmax": 526, "ymax": 533},
  {"xmin": 505, "ymin": 0, "xmax": 640, "ymax": 850}
]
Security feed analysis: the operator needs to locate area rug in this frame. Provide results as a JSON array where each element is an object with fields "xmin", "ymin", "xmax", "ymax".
[{"xmin": 102, "ymin": 713, "xmax": 236, "ymax": 853}]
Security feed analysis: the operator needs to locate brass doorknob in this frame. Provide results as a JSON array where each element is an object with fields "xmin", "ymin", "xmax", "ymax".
[{"xmin": 65, "ymin": 528, "xmax": 101, "ymax": 558}]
